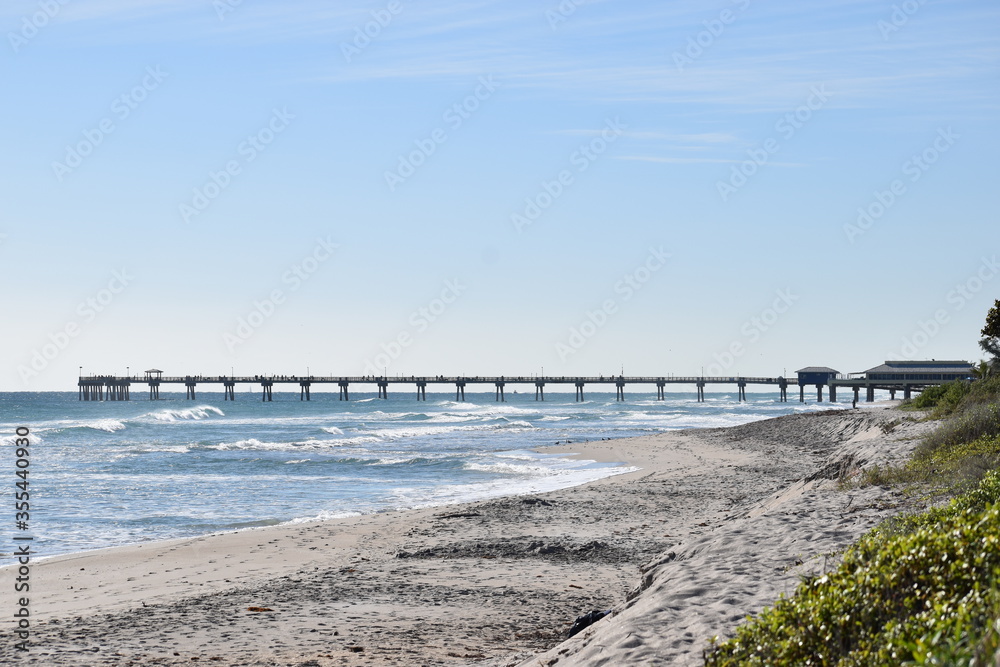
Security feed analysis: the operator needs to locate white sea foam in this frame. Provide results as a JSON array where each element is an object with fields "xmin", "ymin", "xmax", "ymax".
[
  {"xmin": 284, "ymin": 510, "xmax": 364, "ymax": 525},
  {"xmin": 366, "ymin": 421, "xmax": 535, "ymax": 441},
  {"xmin": 210, "ymin": 436, "xmax": 383, "ymax": 452},
  {"xmin": 424, "ymin": 412, "xmax": 481, "ymax": 423},
  {"xmin": 372, "ymin": 457, "xmax": 418, "ymax": 466},
  {"xmin": 326, "ymin": 435, "xmax": 382, "ymax": 447},
  {"xmin": 463, "ymin": 461, "xmax": 557, "ymax": 476},
  {"xmin": 83, "ymin": 419, "xmax": 127, "ymax": 432},
  {"xmin": 212, "ymin": 438, "xmax": 307, "ymax": 451},
  {"xmin": 123, "ymin": 443, "xmax": 192, "ymax": 454},
  {"xmin": 144, "ymin": 406, "xmax": 225, "ymax": 422}
]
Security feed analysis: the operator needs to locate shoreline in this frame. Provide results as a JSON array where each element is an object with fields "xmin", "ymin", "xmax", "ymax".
[
  {"xmin": 15, "ymin": 453, "xmax": 641, "ymax": 567},
  {"xmin": 1, "ymin": 403, "xmax": 928, "ymax": 666}
]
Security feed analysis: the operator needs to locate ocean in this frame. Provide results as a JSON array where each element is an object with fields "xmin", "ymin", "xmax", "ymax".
[{"xmin": 1, "ymin": 390, "xmax": 855, "ymax": 558}]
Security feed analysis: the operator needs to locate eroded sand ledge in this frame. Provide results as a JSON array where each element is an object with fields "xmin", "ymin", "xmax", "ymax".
[{"xmin": 0, "ymin": 406, "xmax": 934, "ymax": 666}]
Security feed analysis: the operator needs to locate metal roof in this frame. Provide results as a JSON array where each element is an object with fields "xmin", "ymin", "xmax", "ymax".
[
  {"xmin": 864, "ymin": 360, "xmax": 972, "ymax": 374},
  {"xmin": 796, "ymin": 367, "xmax": 840, "ymax": 374}
]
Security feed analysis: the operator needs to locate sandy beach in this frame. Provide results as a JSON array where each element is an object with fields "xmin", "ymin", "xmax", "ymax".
[{"xmin": 1, "ymin": 405, "xmax": 935, "ymax": 666}]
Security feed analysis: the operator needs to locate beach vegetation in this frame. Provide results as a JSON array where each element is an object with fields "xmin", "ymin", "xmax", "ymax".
[
  {"xmin": 907, "ymin": 380, "xmax": 970, "ymax": 416},
  {"xmin": 858, "ymin": 374, "xmax": 1000, "ymax": 494},
  {"xmin": 703, "ymin": 469, "xmax": 1000, "ymax": 666}
]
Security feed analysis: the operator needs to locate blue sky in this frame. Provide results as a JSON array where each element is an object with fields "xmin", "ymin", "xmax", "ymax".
[{"xmin": 2, "ymin": 0, "xmax": 998, "ymax": 391}]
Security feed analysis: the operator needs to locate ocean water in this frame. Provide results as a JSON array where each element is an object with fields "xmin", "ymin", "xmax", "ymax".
[{"xmin": 1, "ymin": 390, "xmax": 857, "ymax": 558}]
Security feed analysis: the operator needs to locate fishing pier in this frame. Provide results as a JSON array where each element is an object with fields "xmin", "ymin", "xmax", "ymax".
[
  {"xmin": 77, "ymin": 360, "xmax": 974, "ymax": 405},
  {"xmin": 78, "ymin": 372, "xmax": 797, "ymax": 403}
]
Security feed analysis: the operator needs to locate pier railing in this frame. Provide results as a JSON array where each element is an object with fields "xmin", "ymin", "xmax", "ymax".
[{"xmin": 78, "ymin": 374, "xmax": 799, "ymax": 404}]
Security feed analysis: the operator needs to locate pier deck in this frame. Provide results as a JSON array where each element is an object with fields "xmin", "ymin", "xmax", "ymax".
[
  {"xmin": 78, "ymin": 374, "xmax": 795, "ymax": 403},
  {"xmin": 77, "ymin": 372, "xmax": 951, "ymax": 404}
]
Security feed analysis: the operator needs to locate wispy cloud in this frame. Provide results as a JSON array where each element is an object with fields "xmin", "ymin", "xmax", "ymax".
[
  {"xmin": 615, "ymin": 155, "xmax": 805, "ymax": 167},
  {"xmin": 5, "ymin": 0, "xmax": 997, "ymax": 116}
]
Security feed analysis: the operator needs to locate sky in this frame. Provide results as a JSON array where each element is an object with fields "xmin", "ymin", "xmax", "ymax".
[{"xmin": 2, "ymin": 0, "xmax": 998, "ymax": 391}]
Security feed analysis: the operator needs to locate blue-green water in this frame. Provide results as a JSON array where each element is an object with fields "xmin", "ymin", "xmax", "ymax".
[{"xmin": 1, "ymin": 390, "xmax": 853, "ymax": 557}]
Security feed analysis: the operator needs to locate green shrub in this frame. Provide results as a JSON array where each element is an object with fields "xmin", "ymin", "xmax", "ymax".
[
  {"xmin": 911, "ymin": 384, "xmax": 950, "ymax": 410},
  {"xmin": 917, "ymin": 404, "xmax": 1000, "ymax": 461},
  {"xmin": 704, "ymin": 470, "xmax": 1000, "ymax": 666},
  {"xmin": 963, "ymin": 375, "xmax": 1000, "ymax": 408},
  {"xmin": 910, "ymin": 381, "xmax": 972, "ymax": 417}
]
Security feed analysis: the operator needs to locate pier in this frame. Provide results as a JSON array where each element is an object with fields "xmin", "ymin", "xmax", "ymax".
[
  {"xmin": 75, "ymin": 363, "xmax": 972, "ymax": 405},
  {"xmin": 78, "ymin": 373, "xmax": 798, "ymax": 403}
]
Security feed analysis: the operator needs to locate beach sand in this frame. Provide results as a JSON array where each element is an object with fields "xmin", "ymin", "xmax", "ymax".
[{"xmin": 1, "ymin": 405, "xmax": 935, "ymax": 666}]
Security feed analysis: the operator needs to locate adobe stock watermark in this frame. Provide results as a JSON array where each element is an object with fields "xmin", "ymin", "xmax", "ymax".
[
  {"xmin": 512, "ymin": 117, "xmax": 627, "ymax": 233},
  {"xmin": 843, "ymin": 127, "xmax": 958, "ymax": 244},
  {"xmin": 384, "ymin": 76, "xmax": 499, "ymax": 192},
  {"xmin": 673, "ymin": 0, "xmax": 751, "ymax": 72},
  {"xmin": 887, "ymin": 255, "xmax": 998, "ymax": 360},
  {"xmin": 213, "ymin": 0, "xmax": 244, "ymax": 21},
  {"xmin": 223, "ymin": 236, "xmax": 338, "ymax": 352},
  {"xmin": 8, "ymin": 0, "xmax": 71, "ymax": 53},
  {"xmin": 51, "ymin": 66, "xmax": 168, "ymax": 182},
  {"xmin": 878, "ymin": 0, "xmax": 927, "ymax": 40},
  {"xmin": 703, "ymin": 288, "xmax": 798, "ymax": 375},
  {"xmin": 17, "ymin": 269, "xmax": 134, "ymax": 385},
  {"xmin": 362, "ymin": 279, "xmax": 467, "ymax": 375},
  {"xmin": 179, "ymin": 107, "xmax": 294, "ymax": 224},
  {"xmin": 341, "ymin": 0, "xmax": 404, "ymax": 63},
  {"xmin": 555, "ymin": 246, "xmax": 670, "ymax": 361},
  {"xmin": 546, "ymin": 0, "xmax": 585, "ymax": 30},
  {"xmin": 716, "ymin": 84, "xmax": 831, "ymax": 202}
]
